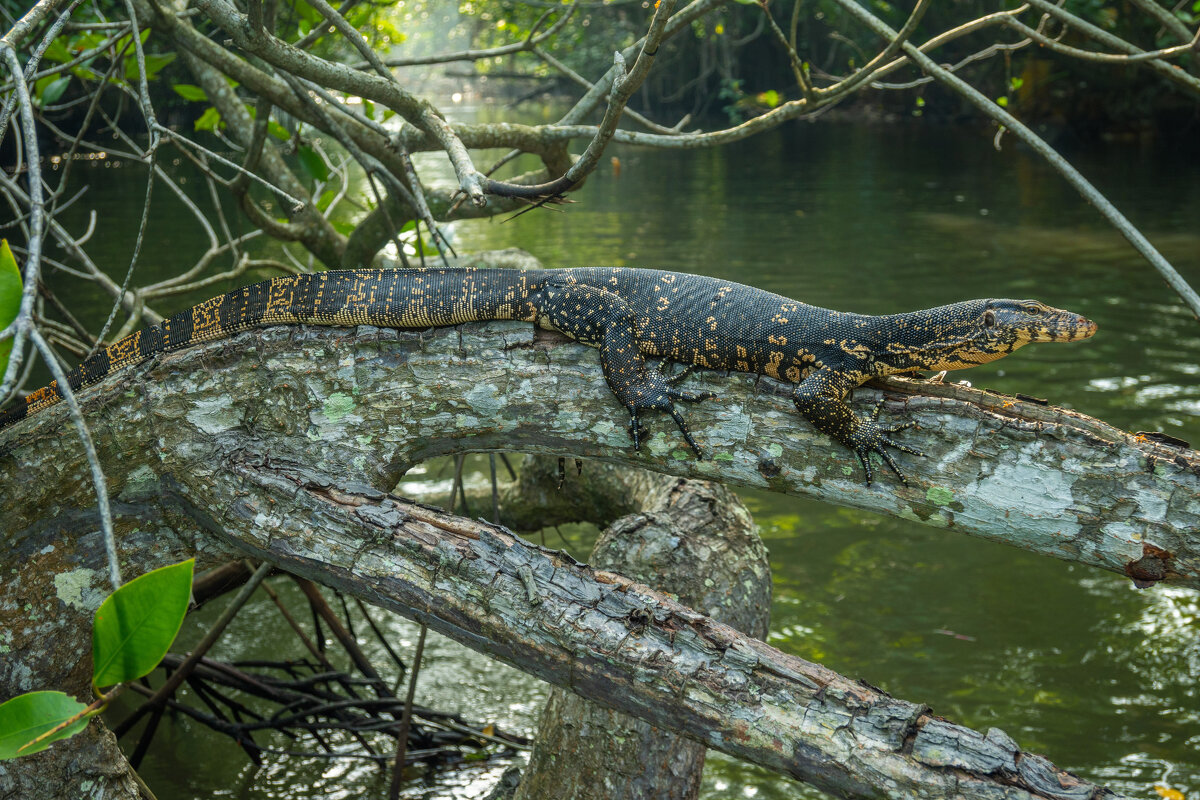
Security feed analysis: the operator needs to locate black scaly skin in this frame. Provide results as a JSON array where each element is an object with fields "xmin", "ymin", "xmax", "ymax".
[{"xmin": 0, "ymin": 268, "xmax": 1097, "ymax": 483}]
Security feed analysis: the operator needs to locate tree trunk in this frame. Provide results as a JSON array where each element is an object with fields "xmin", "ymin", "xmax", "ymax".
[{"xmin": 511, "ymin": 462, "xmax": 771, "ymax": 800}]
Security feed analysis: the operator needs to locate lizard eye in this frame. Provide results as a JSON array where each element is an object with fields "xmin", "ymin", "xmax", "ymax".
[{"xmin": 983, "ymin": 311, "xmax": 997, "ymax": 328}]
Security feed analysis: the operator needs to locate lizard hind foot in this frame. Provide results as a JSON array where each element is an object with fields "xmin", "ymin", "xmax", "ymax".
[
  {"xmin": 622, "ymin": 372, "xmax": 714, "ymax": 459},
  {"xmin": 846, "ymin": 397, "xmax": 923, "ymax": 486}
]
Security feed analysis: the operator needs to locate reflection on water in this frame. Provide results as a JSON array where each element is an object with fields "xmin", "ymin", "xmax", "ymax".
[{"xmin": 85, "ymin": 119, "xmax": 1199, "ymax": 798}]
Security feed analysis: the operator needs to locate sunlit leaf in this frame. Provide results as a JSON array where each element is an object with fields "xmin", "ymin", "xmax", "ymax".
[
  {"xmin": 316, "ymin": 189, "xmax": 338, "ymax": 213},
  {"xmin": 194, "ymin": 107, "xmax": 223, "ymax": 132},
  {"xmin": 268, "ymin": 120, "xmax": 292, "ymax": 142},
  {"xmin": 92, "ymin": 559, "xmax": 194, "ymax": 689},
  {"xmin": 0, "ymin": 692, "xmax": 92, "ymax": 759},
  {"xmin": 172, "ymin": 83, "xmax": 207, "ymax": 102},
  {"xmin": 1154, "ymin": 787, "xmax": 1185, "ymax": 800},
  {"xmin": 0, "ymin": 240, "xmax": 21, "ymax": 381}
]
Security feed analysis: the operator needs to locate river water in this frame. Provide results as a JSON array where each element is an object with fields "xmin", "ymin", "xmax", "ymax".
[{"xmin": 68, "ymin": 118, "xmax": 1199, "ymax": 797}]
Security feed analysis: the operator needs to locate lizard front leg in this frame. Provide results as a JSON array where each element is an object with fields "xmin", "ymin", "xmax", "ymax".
[
  {"xmin": 532, "ymin": 279, "xmax": 714, "ymax": 457},
  {"xmin": 792, "ymin": 367, "xmax": 922, "ymax": 485}
]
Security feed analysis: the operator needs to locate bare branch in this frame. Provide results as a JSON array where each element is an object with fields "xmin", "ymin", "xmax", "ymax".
[
  {"xmin": 481, "ymin": 0, "xmax": 677, "ymax": 199},
  {"xmin": 1024, "ymin": 0, "xmax": 1200, "ymax": 96},
  {"xmin": 28, "ymin": 327, "xmax": 120, "ymax": 589},
  {"xmin": 829, "ymin": 0, "xmax": 1200, "ymax": 319}
]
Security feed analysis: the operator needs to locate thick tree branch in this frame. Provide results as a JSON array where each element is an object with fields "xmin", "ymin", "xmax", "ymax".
[
  {"xmin": 0, "ymin": 327, "xmax": 1134, "ymax": 797},
  {"xmin": 3, "ymin": 322, "xmax": 1198, "ymax": 589}
]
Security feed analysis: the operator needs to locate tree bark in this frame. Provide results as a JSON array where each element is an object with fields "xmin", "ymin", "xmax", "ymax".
[
  {"xmin": 3, "ymin": 320, "xmax": 1197, "ymax": 588},
  {"xmin": 511, "ymin": 462, "xmax": 772, "ymax": 800},
  {"xmin": 0, "ymin": 321, "xmax": 1158, "ymax": 798}
]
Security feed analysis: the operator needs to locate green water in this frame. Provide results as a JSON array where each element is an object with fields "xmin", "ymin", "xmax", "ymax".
[{"xmin": 75, "ymin": 120, "xmax": 1198, "ymax": 797}]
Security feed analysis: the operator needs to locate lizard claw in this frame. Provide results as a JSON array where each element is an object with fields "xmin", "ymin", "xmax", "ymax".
[
  {"xmin": 855, "ymin": 437, "xmax": 910, "ymax": 486},
  {"xmin": 623, "ymin": 372, "xmax": 713, "ymax": 459},
  {"xmin": 851, "ymin": 419, "xmax": 922, "ymax": 486}
]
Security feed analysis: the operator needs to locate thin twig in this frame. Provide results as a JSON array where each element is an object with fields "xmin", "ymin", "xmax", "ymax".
[{"xmin": 387, "ymin": 624, "xmax": 427, "ymax": 800}]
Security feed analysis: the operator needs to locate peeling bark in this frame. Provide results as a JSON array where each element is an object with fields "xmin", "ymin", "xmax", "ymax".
[{"xmin": 0, "ymin": 321, "xmax": 1160, "ymax": 798}]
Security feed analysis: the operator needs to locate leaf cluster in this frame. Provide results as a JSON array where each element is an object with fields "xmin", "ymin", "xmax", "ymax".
[{"xmin": 0, "ymin": 561, "xmax": 194, "ymax": 760}]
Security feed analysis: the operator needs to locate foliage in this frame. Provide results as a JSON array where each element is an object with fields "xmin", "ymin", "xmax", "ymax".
[
  {"xmin": 0, "ymin": 240, "xmax": 19, "ymax": 381},
  {"xmin": 92, "ymin": 560, "xmax": 195, "ymax": 690},
  {"xmin": 0, "ymin": 693, "xmax": 92, "ymax": 759},
  {"xmin": 0, "ymin": 560, "xmax": 194, "ymax": 759},
  {"xmin": 455, "ymin": 0, "xmax": 1199, "ymax": 127}
]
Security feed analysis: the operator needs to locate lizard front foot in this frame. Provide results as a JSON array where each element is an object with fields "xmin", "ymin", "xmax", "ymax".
[{"xmin": 850, "ymin": 399, "xmax": 924, "ymax": 486}]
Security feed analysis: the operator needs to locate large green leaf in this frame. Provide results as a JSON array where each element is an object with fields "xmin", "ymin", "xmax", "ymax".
[
  {"xmin": 92, "ymin": 559, "xmax": 194, "ymax": 689},
  {"xmin": 125, "ymin": 51, "xmax": 176, "ymax": 81},
  {"xmin": 0, "ymin": 240, "xmax": 21, "ymax": 381},
  {"xmin": 0, "ymin": 692, "xmax": 91, "ymax": 759},
  {"xmin": 36, "ymin": 75, "xmax": 71, "ymax": 106}
]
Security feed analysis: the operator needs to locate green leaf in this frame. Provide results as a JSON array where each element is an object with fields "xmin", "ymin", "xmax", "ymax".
[
  {"xmin": 0, "ymin": 692, "xmax": 91, "ymax": 759},
  {"xmin": 92, "ymin": 559, "xmax": 194, "ymax": 689},
  {"xmin": 35, "ymin": 75, "xmax": 70, "ymax": 106},
  {"xmin": 331, "ymin": 220, "xmax": 356, "ymax": 236},
  {"xmin": 756, "ymin": 89, "xmax": 781, "ymax": 108},
  {"xmin": 362, "ymin": 100, "xmax": 375, "ymax": 120},
  {"xmin": 172, "ymin": 83, "xmax": 207, "ymax": 102},
  {"xmin": 996, "ymin": 95, "xmax": 1009, "ymax": 107},
  {"xmin": 298, "ymin": 146, "xmax": 330, "ymax": 182},
  {"xmin": 125, "ymin": 52, "xmax": 176, "ymax": 81},
  {"xmin": 41, "ymin": 39, "xmax": 72, "ymax": 64},
  {"xmin": 0, "ymin": 240, "xmax": 21, "ymax": 381},
  {"xmin": 194, "ymin": 107, "xmax": 223, "ymax": 132},
  {"xmin": 268, "ymin": 120, "xmax": 292, "ymax": 141}
]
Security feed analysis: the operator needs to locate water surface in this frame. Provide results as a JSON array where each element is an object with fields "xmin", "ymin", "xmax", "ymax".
[{"xmin": 71, "ymin": 119, "xmax": 1200, "ymax": 798}]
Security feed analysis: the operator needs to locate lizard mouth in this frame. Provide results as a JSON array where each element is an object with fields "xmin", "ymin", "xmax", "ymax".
[{"xmin": 1022, "ymin": 312, "xmax": 1098, "ymax": 343}]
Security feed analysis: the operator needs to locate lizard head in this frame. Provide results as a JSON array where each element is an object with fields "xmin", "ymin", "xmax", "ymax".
[
  {"xmin": 925, "ymin": 298, "xmax": 1097, "ymax": 371},
  {"xmin": 875, "ymin": 298, "xmax": 1097, "ymax": 374},
  {"xmin": 982, "ymin": 299, "xmax": 1097, "ymax": 345}
]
